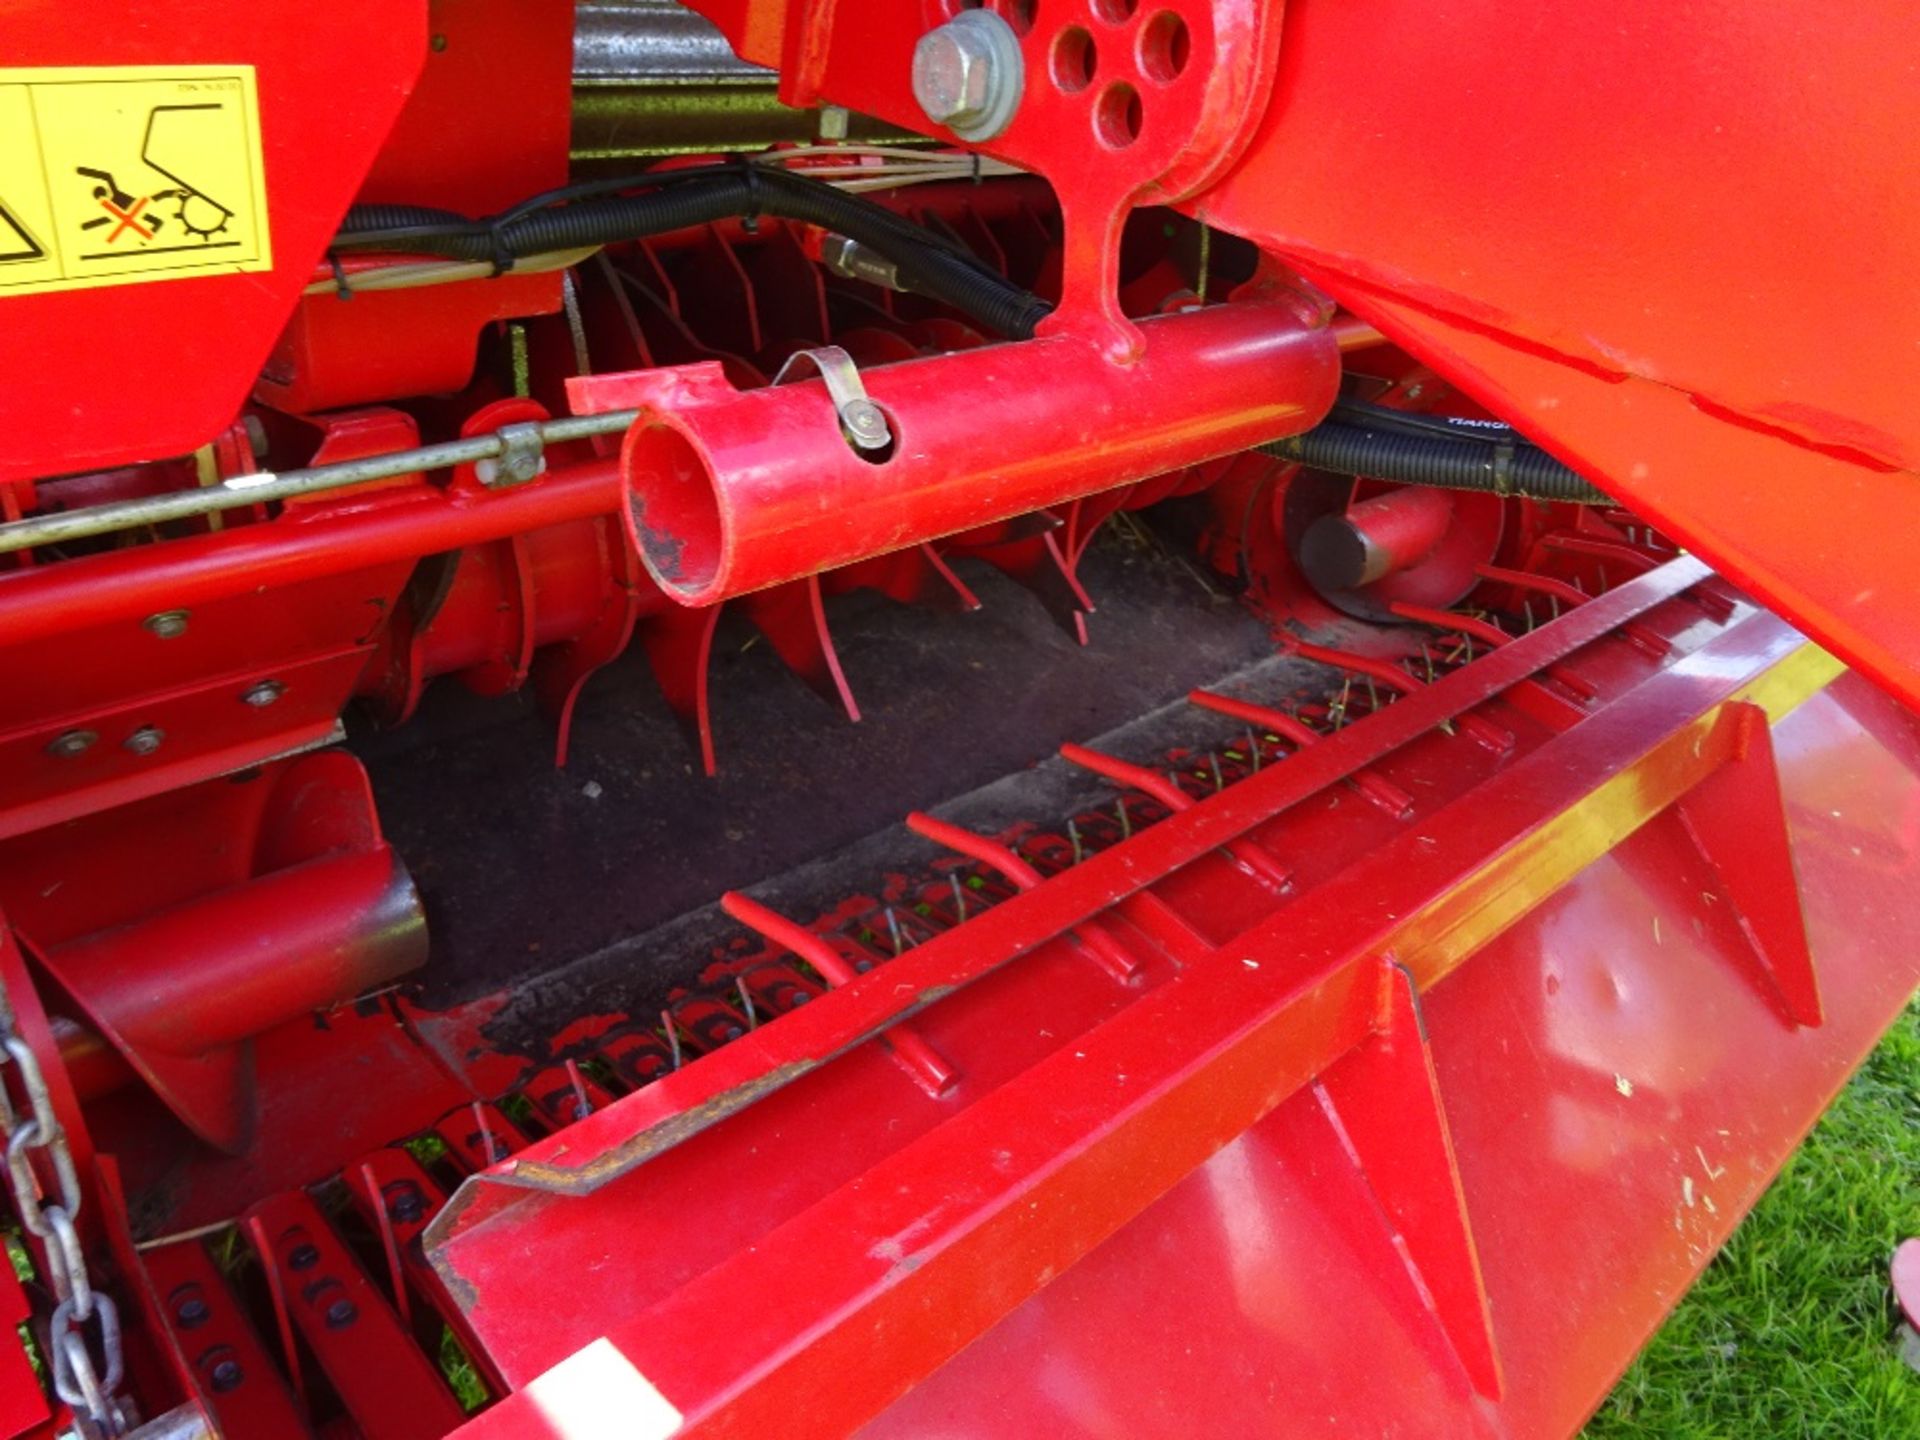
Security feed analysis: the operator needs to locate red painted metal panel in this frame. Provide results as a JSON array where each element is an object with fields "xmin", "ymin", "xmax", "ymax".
[
  {"xmin": 419, "ymin": 560, "xmax": 1920, "ymax": 1440},
  {"xmin": 257, "ymin": 0, "xmax": 571, "ymax": 413},
  {"xmin": 1222, "ymin": 1, "xmax": 1920, "ymax": 708},
  {"xmin": 449, "ymin": 612, "xmax": 1829, "ymax": 1436},
  {"xmin": 860, "ymin": 672, "xmax": 1920, "ymax": 1439},
  {"xmin": 1225, "ymin": 3, "xmax": 1920, "ymax": 473},
  {"xmin": 435, "ymin": 657, "xmax": 1920, "ymax": 1440},
  {"xmin": 0, "ymin": 646, "xmax": 367, "ymax": 842},
  {"xmin": 0, "ymin": 1, "xmax": 426, "ymax": 483}
]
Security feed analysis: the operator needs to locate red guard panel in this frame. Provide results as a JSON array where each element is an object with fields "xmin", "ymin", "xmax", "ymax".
[
  {"xmin": 1209, "ymin": 0, "xmax": 1920, "ymax": 720},
  {"xmin": 0, "ymin": 1, "xmax": 425, "ymax": 484}
]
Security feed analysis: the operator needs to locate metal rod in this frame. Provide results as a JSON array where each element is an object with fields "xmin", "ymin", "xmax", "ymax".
[
  {"xmin": 132, "ymin": 1217, "xmax": 237, "ymax": 1253},
  {"xmin": 359, "ymin": 1161, "xmax": 411, "ymax": 1328},
  {"xmin": 0, "ymin": 409, "xmax": 640, "ymax": 556},
  {"xmin": 245, "ymin": 1213, "xmax": 306, "ymax": 1414},
  {"xmin": 473, "ymin": 1100, "xmax": 503, "ymax": 1166}
]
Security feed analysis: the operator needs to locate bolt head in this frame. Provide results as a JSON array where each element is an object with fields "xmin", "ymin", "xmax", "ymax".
[
  {"xmin": 913, "ymin": 24, "xmax": 995, "ymax": 126},
  {"xmin": 841, "ymin": 399, "xmax": 892, "ymax": 451},
  {"xmin": 144, "ymin": 609, "xmax": 190, "ymax": 640},
  {"xmin": 46, "ymin": 729, "xmax": 97, "ymax": 759},
  {"xmin": 123, "ymin": 726, "xmax": 164, "ymax": 757},
  {"xmin": 242, "ymin": 680, "xmax": 286, "ymax": 708}
]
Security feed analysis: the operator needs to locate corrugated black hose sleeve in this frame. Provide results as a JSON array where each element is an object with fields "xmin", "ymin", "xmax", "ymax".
[
  {"xmin": 1261, "ymin": 419, "xmax": 1612, "ymax": 504},
  {"xmin": 335, "ymin": 169, "xmax": 1053, "ymax": 341}
]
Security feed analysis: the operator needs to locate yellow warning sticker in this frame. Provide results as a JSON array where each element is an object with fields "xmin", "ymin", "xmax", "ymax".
[{"xmin": 0, "ymin": 65, "xmax": 270, "ymax": 298}]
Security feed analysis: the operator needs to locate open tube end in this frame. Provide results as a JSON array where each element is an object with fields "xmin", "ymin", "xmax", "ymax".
[{"xmin": 622, "ymin": 419, "xmax": 726, "ymax": 606}]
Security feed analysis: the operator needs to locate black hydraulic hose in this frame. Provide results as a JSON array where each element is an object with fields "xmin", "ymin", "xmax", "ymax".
[
  {"xmin": 1261, "ymin": 419, "xmax": 1612, "ymax": 504},
  {"xmin": 1328, "ymin": 398, "xmax": 1519, "ymax": 443},
  {"xmin": 335, "ymin": 169, "xmax": 1054, "ymax": 340}
]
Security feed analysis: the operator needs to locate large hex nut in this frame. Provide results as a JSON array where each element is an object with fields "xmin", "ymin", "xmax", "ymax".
[{"xmin": 911, "ymin": 10, "xmax": 1025, "ymax": 141}]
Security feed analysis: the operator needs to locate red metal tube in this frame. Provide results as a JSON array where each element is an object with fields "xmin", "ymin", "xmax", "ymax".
[
  {"xmin": 1301, "ymin": 487, "xmax": 1456, "ymax": 590},
  {"xmin": 49, "ymin": 849, "xmax": 426, "ymax": 1059},
  {"xmin": 0, "ymin": 456, "xmax": 623, "ymax": 648},
  {"xmin": 592, "ymin": 301, "xmax": 1339, "ymax": 605}
]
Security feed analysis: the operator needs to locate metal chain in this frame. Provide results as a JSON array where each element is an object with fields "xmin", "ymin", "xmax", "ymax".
[{"xmin": 0, "ymin": 989, "xmax": 125, "ymax": 1435}]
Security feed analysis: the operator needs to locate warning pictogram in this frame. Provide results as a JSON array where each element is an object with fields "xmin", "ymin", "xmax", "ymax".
[
  {"xmin": 0, "ymin": 65, "xmax": 270, "ymax": 298},
  {"xmin": 0, "ymin": 201, "xmax": 45, "ymax": 264}
]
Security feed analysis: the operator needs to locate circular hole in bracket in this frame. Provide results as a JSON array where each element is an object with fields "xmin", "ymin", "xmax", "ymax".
[
  {"xmin": 1093, "ymin": 81, "xmax": 1143, "ymax": 147},
  {"xmin": 994, "ymin": 0, "xmax": 1038, "ymax": 35},
  {"xmin": 1051, "ymin": 26, "xmax": 1097, "ymax": 92},
  {"xmin": 1138, "ymin": 11, "xmax": 1191, "ymax": 82},
  {"xmin": 1090, "ymin": 0, "xmax": 1139, "ymax": 22}
]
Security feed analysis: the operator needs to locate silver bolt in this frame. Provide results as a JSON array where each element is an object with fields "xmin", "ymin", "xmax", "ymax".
[
  {"xmin": 911, "ymin": 11, "xmax": 1024, "ymax": 140},
  {"xmin": 46, "ymin": 729, "xmax": 97, "ymax": 759},
  {"xmin": 123, "ymin": 726, "xmax": 164, "ymax": 756},
  {"xmin": 840, "ymin": 399, "xmax": 892, "ymax": 452},
  {"xmin": 144, "ymin": 609, "xmax": 190, "ymax": 640},
  {"xmin": 241, "ymin": 680, "xmax": 286, "ymax": 708}
]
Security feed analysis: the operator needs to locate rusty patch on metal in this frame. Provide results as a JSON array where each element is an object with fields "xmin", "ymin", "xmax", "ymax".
[
  {"xmin": 634, "ymin": 497, "xmax": 686, "ymax": 582},
  {"xmin": 504, "ymin": 1058, "xmax": 819, "ymax": 1193},
  {"xmin": 422, "ymin": 1182, "xmax": 484, "ymax": 1315}
]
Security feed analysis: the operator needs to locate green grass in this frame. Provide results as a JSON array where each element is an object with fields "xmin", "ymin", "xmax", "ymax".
[
  {"xmin": 1586, "ymin": 1000, "xmax": 1920, "ymax": 1438},
  {"xmin": 439, "ymin": 1324, "xmax": 491, "ymax": 1412}
]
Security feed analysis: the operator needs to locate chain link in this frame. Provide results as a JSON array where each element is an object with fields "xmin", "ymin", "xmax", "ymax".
[{"xmin": 1, "ymin": 990, "xmax": 124, "ymax": 1434}]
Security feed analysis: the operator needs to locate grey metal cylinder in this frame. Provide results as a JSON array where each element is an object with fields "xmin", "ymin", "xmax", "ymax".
[{"xmin": 572, "ymin": 0, "xmax": 913, "ymax": 160}]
